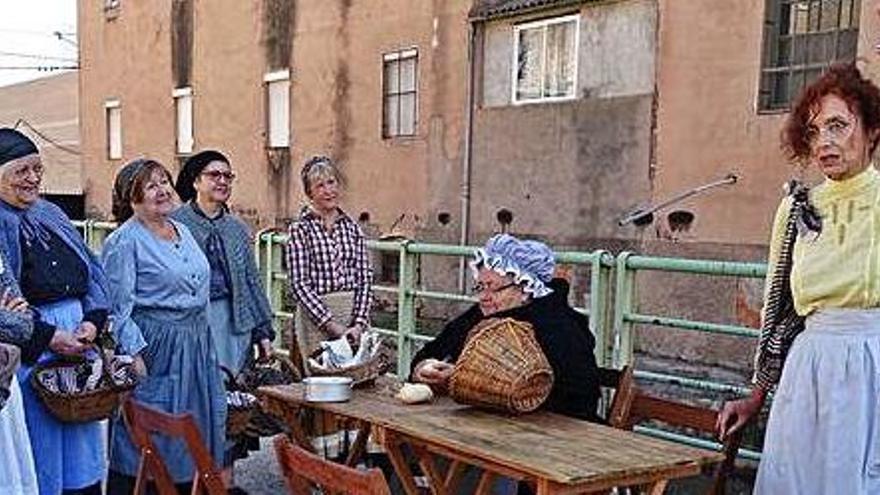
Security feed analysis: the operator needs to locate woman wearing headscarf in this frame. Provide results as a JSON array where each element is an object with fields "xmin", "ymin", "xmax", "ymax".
[
  {"xmin": 172, "ymin": 150, "xmax": 275, "ymax": 371},
  {"xmin": 287, "ymin": 155, "xmax": 373, "ymax": 366},
  {"xmin": 0, "ymin": 127, "xmax": 109, "ymax": 495},
  {"xmin": 0, "ymin": 248, "xmax": 39, "ymax": 495},
  {"xmin": 411, "ymin": 234, "xmax": 601, "ymax": 421},
  {"xmin": 102, "ymin": 158, "xmax": 226, "ymax": 493},
  {"xmin": 171, "ymin": 150, "xmax": 275, "ymax": 489}
]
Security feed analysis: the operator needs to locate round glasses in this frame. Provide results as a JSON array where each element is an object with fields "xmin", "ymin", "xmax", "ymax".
[{"xmin": 806, "ymin": 117, "xmax": 854, "ymax": 146}]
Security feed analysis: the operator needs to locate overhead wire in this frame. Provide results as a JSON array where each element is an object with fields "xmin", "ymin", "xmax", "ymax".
[{"xmin": 13, "ymin": 118, "xmax": 81, "ymax": 156}]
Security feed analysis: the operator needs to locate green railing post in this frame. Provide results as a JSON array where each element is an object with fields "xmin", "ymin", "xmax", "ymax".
[
  {"xmin": 396, "ymin": 241, "xmax": 417, "ymax": 374},
  {"xmin": 589, "ymin": 250, "xmax": 612, "ymax": 367},
  {"xmin": 266, "ymin": 233, "xmax": 287, "ymax": 348},
  {"xmin": 613, "ymin": 251, "xmax": 636, "ymax": 368}
]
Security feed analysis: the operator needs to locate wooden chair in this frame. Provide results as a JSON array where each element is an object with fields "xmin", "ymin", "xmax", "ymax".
[
  {"xmin": 610, "ymin": 374, "xmax": 744, "ymax": 495},
  {"xmin": 122, "ymin": 399, "xmax": 226, "ymax": 495},
  {"xmin": 596, "ymin": 365, "xmax": 634, "ymax": 426},
  {"xmin": 274, "ymin": 435, "xmax": 391, "ymax": 495}
]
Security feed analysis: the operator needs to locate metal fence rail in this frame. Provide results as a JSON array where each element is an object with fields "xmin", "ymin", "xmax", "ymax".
[{"xmin": 74, "ymin": 221, "xmax": 765, "ymax": 460}]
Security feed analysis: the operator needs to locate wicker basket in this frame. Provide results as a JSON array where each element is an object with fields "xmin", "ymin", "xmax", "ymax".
[
  {"xmin": 221, "ymin": 366, "xmax": 257, "ymax": 438},
  {"xmin": 307, "ymin": 350, "xmax": 389, "ymax": 388},
  {"xmin": 448, "ymin": 318, "xmax": 553, "ymax": 414},
  {"xmin": 31, "ymin": 356, "xmax": 137, "ymax": 423},
  {"xmin": 224, "ymin": 352, "xmax": 300, "ymax": 438}
]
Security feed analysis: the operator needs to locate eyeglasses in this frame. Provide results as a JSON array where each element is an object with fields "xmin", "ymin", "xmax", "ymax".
[
  {"xmin": 806, "ymin": 117, "xmax": 854, "ymax": 145},
  {"xmin": 201, "ymin": 170, "xmax": 236, "ymax": 182},
  {"xmin": 471, "ymin": 281, "xmax": 519, "ymax": 295}
]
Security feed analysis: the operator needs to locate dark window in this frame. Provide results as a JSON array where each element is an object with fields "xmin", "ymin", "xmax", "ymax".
[{"xmin": 759, "ymin": 0, "xmax": 860, "ymax": 111}]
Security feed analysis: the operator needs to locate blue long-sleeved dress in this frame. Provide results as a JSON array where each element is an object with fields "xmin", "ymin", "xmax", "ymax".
[{"xmin": 102, "ymin": 218, "xmax": 226, "ymax": 483}]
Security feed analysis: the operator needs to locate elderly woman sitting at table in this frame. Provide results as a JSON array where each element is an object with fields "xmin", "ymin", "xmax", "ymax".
[{"xmin": 410, "ymin": 234, "xmax": 601, "ymax": 422}]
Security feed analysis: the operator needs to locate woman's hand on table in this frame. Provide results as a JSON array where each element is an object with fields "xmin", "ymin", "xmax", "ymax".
[{"xmin": 413, "ymin": 358, "xmax": 454, "ymax": 385}]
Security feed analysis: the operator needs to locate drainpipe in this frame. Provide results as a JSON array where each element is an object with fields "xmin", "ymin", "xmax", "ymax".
[{"xmin": 458, "ymin": 20, "xmax": 477, "ymax": 293}]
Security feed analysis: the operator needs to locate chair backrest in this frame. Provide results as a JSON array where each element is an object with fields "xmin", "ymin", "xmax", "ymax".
[
  {"xmin": 613, "ymin": 384, "xmax": 744, "ymax": 495},
  {"xmin": 122, "ymin": 399, "xmax": 226, "ymax": 495},
  {"xmin": 274, "ymin": 435, "xmax": 391, "ymax": 495},
  {"xmin": 596, "ymin": 365, "xmax": 634, "ymax": 427}
]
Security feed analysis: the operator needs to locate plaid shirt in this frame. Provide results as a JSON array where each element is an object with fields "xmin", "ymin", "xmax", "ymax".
[{"xmin": 286, "ymin": 207, "xmax": 373, "ymax": 328}]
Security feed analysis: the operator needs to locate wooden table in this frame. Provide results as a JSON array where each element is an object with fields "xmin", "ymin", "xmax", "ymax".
[{"xmin": 259, "ymin": 380, "xmax": 723, "ymax": 495}]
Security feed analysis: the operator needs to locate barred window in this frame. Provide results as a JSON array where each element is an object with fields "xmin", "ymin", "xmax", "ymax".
[{"xmin": 759, "ymin": 0, "xmax": 860, "ymax": 111}]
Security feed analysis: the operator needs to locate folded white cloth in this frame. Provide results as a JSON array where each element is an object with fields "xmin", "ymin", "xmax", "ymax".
[{"xmin": 309, "ymin": 331, "xmax": 381, "ymax": 371}]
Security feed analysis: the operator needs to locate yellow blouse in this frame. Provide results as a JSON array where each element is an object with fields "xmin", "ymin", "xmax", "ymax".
[{"xmin": 766, "ymin": 166, "xmax": 880, "ymax": 316}]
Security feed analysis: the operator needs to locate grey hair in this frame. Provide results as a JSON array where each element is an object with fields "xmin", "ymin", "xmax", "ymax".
[{"xmin": 300, "ymin": 155, "xmax": 342, "ymax": 196}]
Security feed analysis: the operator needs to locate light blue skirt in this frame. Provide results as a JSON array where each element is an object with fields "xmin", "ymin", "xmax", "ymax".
[
  {"xmin": 208, "ymin": 297, "xmax": 251, "ymax": 372},
  {"xmin": 755, "ymin": 308, "xmax": 880, "ymax": 494},
  {"xmin": 16, "ymin": 298, "xmax": 106, "ymax": 493},
  {"xmin": 109, "ymin": 306, "xmax": 226, "ymax": 483}
]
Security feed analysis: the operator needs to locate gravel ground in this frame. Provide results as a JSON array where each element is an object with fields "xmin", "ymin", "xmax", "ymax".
[{"xmin": 234, "ymin": 437, "xmax": 288, "ymax": 494}]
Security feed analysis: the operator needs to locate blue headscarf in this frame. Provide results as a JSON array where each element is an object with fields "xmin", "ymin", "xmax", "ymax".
[{"xmin": 470, "ymin": 234, "xmax": 556, "ymax": 298}]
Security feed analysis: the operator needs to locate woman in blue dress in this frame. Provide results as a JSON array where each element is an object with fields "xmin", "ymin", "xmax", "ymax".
[
  {"xmin": 102, "ymin": 158, "xmax": 226, "ymax": 493},
  {"xmin": 0, "ymin": 128, "xmax": 108, "ymax": 495}
]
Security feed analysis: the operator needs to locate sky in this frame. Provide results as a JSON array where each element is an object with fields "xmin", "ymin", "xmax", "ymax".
[{"xmin": 0, "ymin": 1, "xmax": 78, "ymax": 87}]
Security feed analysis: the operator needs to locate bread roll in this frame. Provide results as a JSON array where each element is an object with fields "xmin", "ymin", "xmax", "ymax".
[{"xmin": 396, "ymin": 383, "xmax": 434, "ymax": 404}]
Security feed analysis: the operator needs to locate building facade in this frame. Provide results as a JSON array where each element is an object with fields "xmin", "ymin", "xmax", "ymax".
[{"xmin": 78, "ymin": 0, "xmax": 880, "ymax": 370}]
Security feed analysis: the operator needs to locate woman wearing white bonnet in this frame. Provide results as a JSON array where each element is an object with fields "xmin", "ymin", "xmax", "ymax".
[{"xmin": 411, "ymin": 234, "xmax": 601, "ymax": 421}]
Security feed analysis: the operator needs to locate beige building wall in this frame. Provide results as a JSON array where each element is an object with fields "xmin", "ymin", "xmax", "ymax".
[
  {"xmin": 653, "ymin": 0, "xmax": 880, "ymax": 248},
  {"xmin": 0, "ymin": 73, "xmax": 81, "ymax": 195},
  {"xmin": 78, "ymin": 0, "xmax": 470, "ymax": 232}
]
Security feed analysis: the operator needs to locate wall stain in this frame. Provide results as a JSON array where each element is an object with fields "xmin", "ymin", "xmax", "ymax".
[
  {"xmin": 171, "ymin": 0, "xmax": 193, "ymax": 88},
  {"xmin": 262, "ymin": 0, "xmax": 295, "ymax": 221},
  {"xmin": 329, "ymin": 0, "xmax": 353, "ymax": 167}
]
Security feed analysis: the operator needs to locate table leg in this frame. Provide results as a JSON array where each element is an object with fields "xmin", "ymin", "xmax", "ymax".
[
  {"xmin": 411, "ymin": 444, "xmax": 448, "ymax": 495},
  {"xmin": 382, "ymin": 432, "xmax": 421, "ymax": 495},
  {"xmin": 474, "ymin": 471, "xmax": 496, "ymax": 495},
  {"xmin": 263, "ymin": 397, "xmax": 315, "ymax": 453},
  {"xmin": 444, "ymin": 460, "xmax": 466, "ymax": 492},
  {"xmin": 644, "ymin": 480, "xmax": 668, "ymax": 495},
  {"xmin": 344, "ymin": 421, "xmax": 371, "ymax": 467}
]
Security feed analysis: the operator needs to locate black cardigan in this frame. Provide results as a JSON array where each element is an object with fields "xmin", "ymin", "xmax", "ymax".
[{"xmin": 410, "ymin": 278, "xmax": 601, "ymax": 422}]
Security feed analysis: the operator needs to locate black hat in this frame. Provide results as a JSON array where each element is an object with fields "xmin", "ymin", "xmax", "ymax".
[
  {"xmin": 0, "ymin": 128, "xmax": 38, "ymax": 167},
  {"xmin": 175, "ymin": 150, "xmax": 229, "ymax": 203}
]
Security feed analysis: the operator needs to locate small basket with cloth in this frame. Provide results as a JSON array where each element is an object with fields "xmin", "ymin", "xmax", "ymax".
[
  {"xmin": 449, "ymin": 317, "xmax": 553, "ymax": 414},
  {"xmin": 307, "ymin": 330, "xmax": 388, "ymax": 387},
  {"xmin": 30, "ymin": 349, "xmax": 139, "ymax": 423}
]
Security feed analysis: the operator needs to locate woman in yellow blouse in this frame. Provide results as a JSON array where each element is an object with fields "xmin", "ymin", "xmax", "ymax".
[{"xmin": 717, "ymin": 64, "xmax": 880, "ymax": 493}]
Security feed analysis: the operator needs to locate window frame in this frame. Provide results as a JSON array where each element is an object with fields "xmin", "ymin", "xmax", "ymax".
[
  {"xmin": 264, "ymin": 69, "xmax": 291, "ymax": 149},
  {"xmin": 173, "ymin": 86, "xmax": 194, "ymax": 156},
  {"xmin": 757, "ymin": 0, "xmax": 860, "ymax": 112},
  {"xmin": 381, "ymin": 48, "xmax": 419, "ymax": 139},
  {"xmin": 511, "ymin": 13, "xmax": 581, "ymax": 105},
  {"xmin": 104, "ymin": 99, "xmax": 122, "ymax": 160}
]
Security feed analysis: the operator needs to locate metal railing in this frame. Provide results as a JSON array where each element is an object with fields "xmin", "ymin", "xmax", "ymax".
[{"xmin": 74, "ymin": 220, "xmax": 765, "ymax": 460}]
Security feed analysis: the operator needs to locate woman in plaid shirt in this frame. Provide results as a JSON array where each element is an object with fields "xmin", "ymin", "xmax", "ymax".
[{"xmin": 287, "ymin": 156, "xmax": 373, "ymax": 368}]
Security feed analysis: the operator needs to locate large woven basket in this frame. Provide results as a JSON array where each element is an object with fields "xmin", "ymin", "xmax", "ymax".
[
  {"xmin": 449, "ymin": 318, "xmax": 553, "ymax": 414},
  {"xmin": 31, "ymin": 356, "xmax": 137, "ymax": 423},
  {"xmin": 233, "ymin": 352, "xmax": 300, "ymax": 438}
]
